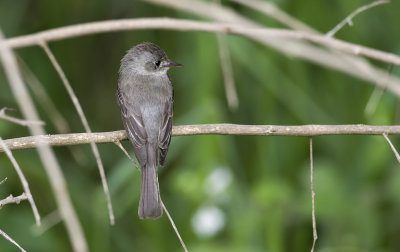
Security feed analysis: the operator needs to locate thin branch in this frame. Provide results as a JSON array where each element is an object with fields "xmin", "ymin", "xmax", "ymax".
[
  {"xmin": 3, "ymin": 16, "xmax": 400, "ymax": 99},
  {"xmin": 0, "ymin": 177, "xmax": 7, "ymax": 185},
  {"xmin": 161, "ymin": 201, "xmax": 188, "ymax": 252},
  {"xmin": 18, "ymin": 57, "xmax": 72, "ymax": 134},
  {"xmin": 0, "ymin": 29, "xmax": 88, "ymax": 252},
  {"xmin": 0, "ymin": 228, "xmax": 26, "ymax": 252},
  {"xmin": 227, "ymin": 0, "xmax": 400, "ymax": 107},
  {"xmin": 231, "ymin": 0, "xmax": 317, "ymax": 33},
  {"xmin": 326, "ymin": 0, "xmax": 390, "ymax": 37},
  {"xmin": 18, "ymin": 57, "xmax": 88, "ymax": 165},
  {"xmin": 383, "ymin": 133, "xmax": 400, "ymax": 163},
  {"xmin": 214, "ymin": 0, "xmax": 239, "ymax": 110},
  {"xmin": 114, "ymin": 141, "xmax": 140, "ymax": 171},
  {"xmin": 147, "ymin": 0, "xmax": 255, "ymax": 25},
  {"xmin": 0, "ymin": 193, "xmax": 28, "ymax": 208},
  {"xmin": 235, "ymin": 0, "xmax": 394, "ymax": 119},
  {"xmin": 146, "ymin": 2, "xmax": 400, "ymax": 98},
  {"xmin": 115, "ymin": 141, "xmax": 188, "ymax": 251},
  {"xmin": 365, "ymin": 64, "xmax": 393, "ymax": 116},
  {"xmin": 2, "ymin": 124, "xmax": 400, "ymax": 152},
  {"xmin": 0, "ymin": 107, "xmax": 44, "ymax": 126},
  {"xmin": 365, "ymin": 86, "xmax": 384, "ymax": 116},
  {"xmin": 309, "ymin": 137, "xmax": 317, "ymax": 252},
  {"xmin": 1, "ymin": 0, "xmax": 398, "ymax": 100},
  {"xmin": 40, "ymin": 42, "xmax": 115, "ymax": 225},
  {"xmin": 216, "ymin": 30, "xmax": 239, "ymax": 110},
  {"xmin": 0, "ymin": 137, "xmax": 40, "ymax": 226},
  {"xmin": 2, "ymin": 18, "xmax": 399, "ymax": 67}
]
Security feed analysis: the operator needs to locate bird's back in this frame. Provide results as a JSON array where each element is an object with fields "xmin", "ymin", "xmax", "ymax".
[{"xmin": 121, "ymin": 73, "xmax": 172, "ymax": 143}]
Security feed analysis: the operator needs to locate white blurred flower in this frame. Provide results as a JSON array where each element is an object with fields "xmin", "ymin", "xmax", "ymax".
[
  {"xmin": 191, "ymin": 206, "xmax": 226, "ymax": 238},
  {"xmin": 204, "ymin": 167, "xmax": 233, "ymax": 196}
]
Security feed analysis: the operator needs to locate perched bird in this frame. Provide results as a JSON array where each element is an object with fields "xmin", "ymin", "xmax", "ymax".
[{"xmin": 117, "ymin": 42, "xmax": 181, "ymax": 219}]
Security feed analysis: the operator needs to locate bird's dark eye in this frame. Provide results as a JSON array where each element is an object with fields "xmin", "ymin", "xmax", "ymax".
[{"xmin": 155, "ymin": 60, "xmax": 161, "ymax": 67}]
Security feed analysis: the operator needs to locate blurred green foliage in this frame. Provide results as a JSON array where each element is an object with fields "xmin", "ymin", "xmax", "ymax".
[{"xmin": 1, "ymin": 0, "xmax": 400, "ymax": 251}]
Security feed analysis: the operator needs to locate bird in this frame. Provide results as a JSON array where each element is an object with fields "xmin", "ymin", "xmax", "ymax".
[{"xmin": 117, "ymin": 42, "xmax": 181, "ymax": 219}]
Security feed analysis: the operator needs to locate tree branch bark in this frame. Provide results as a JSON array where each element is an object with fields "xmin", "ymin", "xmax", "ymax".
[
  {"xmin": 1, "ymin": 124, "xmax": 400, "ymax": 152},
  {"xmin": 0, "ymin": 29, "xmax": 88, "ymax": 252},
  {"xmin": 2, "ymin": 18, "xmax": 400, "ymax": 66},
  {"xmin": 0, "ymin": 193, "xmax": 28, "ymax": 208}
]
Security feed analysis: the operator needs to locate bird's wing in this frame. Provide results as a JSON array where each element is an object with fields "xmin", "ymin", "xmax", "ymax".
[
  {"xmin": 158, "ymin": 96, "xmax": 173, "ymax": 166},
  {"xmin": 117, "ymin": 86, "xmax": 148, "ymax": 166}
]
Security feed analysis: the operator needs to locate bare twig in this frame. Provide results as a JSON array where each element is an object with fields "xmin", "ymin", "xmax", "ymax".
[
  {"xmin": 229, "ymin": 0, "xmax": 400, "ymax": 116},
  {"xmin": 0, "ymin": 137, "xmax": 40, "ymax": 225},
  {"xmin": 383, "ymin": 133, "xmax": 400, "ymax": 163},
  {"xmin": 0, "ymin": 228, "xmax": 26, "ymax": 252},
  {"xmin": 146, "ymin": 2, "xmax": 400, "ymax": 98},
  {"xmin": 365, "ymin": 64, "xmax": 393, "ymax": 116},
  {"xmin": 3, "ymin": 16, "xmax": 400, "ymax": 99},
  {"xmin": 161, "ymin": 201, "xmax": 188, "ymax": 252},
  {"xmin": 231, "ymin": 0, "xmax": 317, "ymax": 33},
  {"xmin": 309, "ymin": 137, "xmax": 317, "ymax": 252},
  {"xmin": 40, "ymin": 42, "xmax": 115, "ymax": 225},
  {"xmin": 365, "ymin": 86, "xmax": 385, "ymax": 117},
  {"xmin": 1, "ymin": 130, "xmax": 126, "ymax": 152},
  {"xmin": 214, "ymin": 0, "xmax": 239, "ymax": 110},
  {"xmin": 114, "ymin": 141, "xmax": 140, "ymax": 171},
  {"xmin": 147, "ymin": 0, "xmax": 254, "ymax": 25},
  {"xmin": 0, "ymin": 177, "xmax": 7, "ymax": 185},
  {"xmin": 18, "ymin": 57, "xmax": 88, "ymax": 165},
  {"xmin": 0, "ymin": 0, "xmax": 397, "ymax": 98},
  {"xmin": 327, "ymin": 0, "xmax": 390, "ymax": 37},
  {"xmin": 115, "ymin": 141, "xmax": 188, "ymax": 251},
  {"xmin": 1, "ymin": 124, "xmax": 400, "ymax": 152},
  {"xmin": 2, "ymin": 18, "xmax": 399, "ymax": 66},
  {"xmin": 0, "ymin": 107, "xmax": 44, "ymax": 126},
  {"xmin": 235, "ymin": 0, "xmax": 393, "ymax": 118},
  {"xmin": 216, "ymin": 30, "xmax": 239, "ymax": 110},
  {"xmin": 0, "ymin": 193, "xmax": 28, "ymax": 208},
  {"xmin": 19, "ymin": 58, "xmax": 72, "ymax": 134},
  {"xmin": 0, "ymin": 29, "xmax": 88, "ymax": 252}
]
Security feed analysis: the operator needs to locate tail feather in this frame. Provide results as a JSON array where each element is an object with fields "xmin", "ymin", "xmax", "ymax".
[{"xmin": 138, "ymin": 145, "xmax": 162, "ymax": 219}]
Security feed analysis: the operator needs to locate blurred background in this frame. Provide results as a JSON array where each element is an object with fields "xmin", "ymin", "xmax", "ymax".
[{"xmin": 1, "ymin": 0, "xmax": 400, "ymax": 251}]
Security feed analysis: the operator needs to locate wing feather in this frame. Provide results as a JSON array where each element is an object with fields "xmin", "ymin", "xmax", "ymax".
[
  {"xmin": 158, "ymin": 97, "xmax": 173, "ymax": 166},
  {"xmin": 117, "ymin": 86, "xmax": 148, "ymax": 166}
]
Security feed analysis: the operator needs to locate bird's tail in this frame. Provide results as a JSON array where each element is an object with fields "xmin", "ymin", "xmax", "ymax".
[{"xmin": 138, "ymin": 144, "xmax": 162, "ymax": 219}]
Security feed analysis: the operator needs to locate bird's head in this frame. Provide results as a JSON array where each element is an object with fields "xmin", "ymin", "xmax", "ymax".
[{"xmin": 120, "ymin": 42, "xmax": 182, "ymax": 76}]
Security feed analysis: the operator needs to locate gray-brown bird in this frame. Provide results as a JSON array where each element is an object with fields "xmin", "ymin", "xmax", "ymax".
[{"xmin": 117, "ymin": 42, "xmax": 181, "ymax": 219}]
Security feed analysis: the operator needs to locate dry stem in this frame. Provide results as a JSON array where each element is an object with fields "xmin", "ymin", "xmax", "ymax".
[
  {"xmin": 2, "ymin": 15, "xmax": 400, "ymax": 99},
  {"xmin": 143, "ymin": 1, "xmax": 400, "ymax": 99},
  {"xmin": 0, "ymin": 193, "xmax": 28, "ymax": 208},
  {"xmin": 2, "ymin": 18, "xmax": 399, "ymax": 66},
  {"xmin": 0, "ymin": 228, "xmax": 26, "ymax": 252},
  {"xmin": 231, "ymin": 0, "xmax": 317, "ymax": 33},
  {"xmin": 0, "ymin": 108, "xmax": 44, "ymax": 126},
  {"xmin": 0, "ymin": 137, "xmax": 40, "ymax": 226},
  {"xmin": 1, "ymin": 124, "xmax": 400, "ymax": 152},
  {"xmin": 326, "ymin": 0, "xmax": 390, "ymax": 37},
  {"xmin": 115, "ymin": 141, "xmax": 188, "ymax": 251},
  {"xmin": 0, "ymin": 29, "xmax": 88, "ymax": 252},
  {"xmin": 383, "ymin": 133, "xmax": 400, "ymax": 163},
  {"xmin": 40, "ymin": 42, "xmax": 115, "ymax": 225},
  {"xmin": 309, "ymin": 137, "xmax": 317, "ymax": 252}
]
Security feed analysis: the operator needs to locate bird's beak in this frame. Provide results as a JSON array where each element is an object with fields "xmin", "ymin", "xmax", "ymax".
[{"xmin": 165, "ymin": 61, "xmax": 183, "ymax": 68}]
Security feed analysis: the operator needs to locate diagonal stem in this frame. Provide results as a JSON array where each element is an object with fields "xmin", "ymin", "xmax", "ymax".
[
  {"xmin": 40, "ymin": 42, "xmax": 115, "ymax": 225},
  {"xmin": 309, "ymin": 137, "xmax": 317, "ymax": 252},
  {"xmin": 0, "ymin": 28, "xmax": 88, "ymax": 252},
  {"xmin": 114, "ymin": 141, "xmax": 188, "ymax": 251},
  {"xmin": 0, "ymin": 137, "xmax": 40, "ymax": 226}
]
